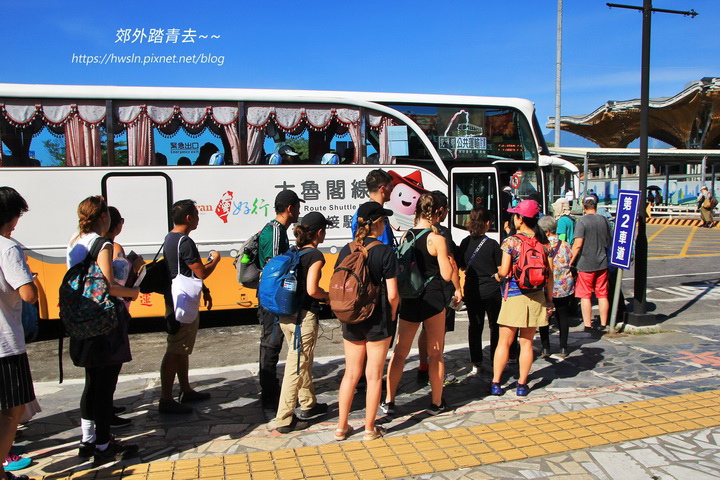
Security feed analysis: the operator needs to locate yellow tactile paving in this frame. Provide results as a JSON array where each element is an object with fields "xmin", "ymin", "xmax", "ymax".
[{"xmin": 41, "ymin": 389, "xmax": 720, "ymax": 480}]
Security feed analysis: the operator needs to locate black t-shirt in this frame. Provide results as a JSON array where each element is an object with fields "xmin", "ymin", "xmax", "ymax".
[
  {"xmin": 458, "ymin": 234, "xmax": 502, "ymax": 296},
  {"xmin": 336, "ymin": 237, "xmax": 398, "ymax": 323},
  {"xmin": 163, "ymin": 232, "xmax": 201, "ymax": 279},
  {"xmin": 297, "ymin": 247, "xmax": 325, "ymax": 314}
]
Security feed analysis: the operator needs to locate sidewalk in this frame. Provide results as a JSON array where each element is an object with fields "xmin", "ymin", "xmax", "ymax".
[{"xmin": 14, "ymin": 315, "xmax": 720, "ymax": 479}]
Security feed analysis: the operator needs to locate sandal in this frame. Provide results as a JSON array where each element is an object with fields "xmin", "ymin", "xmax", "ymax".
[
  {"xmin": 334, "ymin": 425, "xmax": 353, "ymax": 441},
  {"xmin": 363, "ymin": 425, "xmax": 386, "ymax": 441}
]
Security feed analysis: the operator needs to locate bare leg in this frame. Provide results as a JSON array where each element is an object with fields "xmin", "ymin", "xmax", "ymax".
[
  {"xmin": 417, "ymin": 327, "xmax": 428, "ymax": 368},
  {"xmin": 337, "ymin": 339, "xmax": 367, "ymax": 432},
  {"xmin": 0, "ymin": 405, "xmax": 25, "ymax": 479},
  {"xmin": 492, "ymin": 326, "xmax": 518, "ymax": 383},
  {"xmin": 423, "ymin": 312, "xmax": 446, "ymax": 405},
  {"xmin": 517, "ymin": 327, "xmax": 537, "ymax": 385},
  {"xmin": 581, "ymin": 298, "xmax": 594, "ymax": 327},
  {"xmin": 385, "ymin": 319, "xmax": 421, "ymax": 403},
  {"xmin": 597, "ymin": 297, "xmax": 610, "ymax": 326},
  {"xmin": 364, "ymin": 338, "xmax": 391, "ymax": 432}
]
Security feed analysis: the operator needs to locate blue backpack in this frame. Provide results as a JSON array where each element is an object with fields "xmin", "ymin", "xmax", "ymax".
[{"xmin": 258, "ymin": 246, "xmax": 308, "ymax": 315}]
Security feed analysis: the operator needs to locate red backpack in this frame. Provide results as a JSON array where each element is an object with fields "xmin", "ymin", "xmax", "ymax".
[{"xmin": 511, "ymin": 234, "xmax": 548, "ymax": 291}]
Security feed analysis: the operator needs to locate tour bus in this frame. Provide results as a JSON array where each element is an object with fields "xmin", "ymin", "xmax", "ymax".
[{"xmin": 0, "ymin": 83, "xmax": 578, "ymax": 320}]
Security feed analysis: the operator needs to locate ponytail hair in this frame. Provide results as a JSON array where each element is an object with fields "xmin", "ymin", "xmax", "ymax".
[
  {"xmin": 518, "ymin": 214, "xmax": 548, "ymax": 244},
  {"xmin": 413, "ymin": 192, "xmax": 440, "ymax": 234},
  {"xmin": 293, "ymin": 224, "xmax": 323, "ymax": 247},
  {"xmin": 77, "ymin": 195, "xmax": 108, "ymax": 234}
]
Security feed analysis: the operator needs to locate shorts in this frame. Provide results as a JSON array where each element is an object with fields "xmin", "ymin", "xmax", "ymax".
[
  {"xmin": 575, "ymin": 270, "xmax": 609, "ymax": 299},
  {"xmin": 166, "ymin": 313, "xmax": 200, "ymax": 355},
  {"xmin": 0, "ymin": 352, "xmax": 35, "ymax": 410},
  {"xmin": 497, "ymin": 290, "xmax": 548, "ymax": 328},
  {"xmin": 343, "ymin": 315, "xmax": 396, "ymax": 343}
]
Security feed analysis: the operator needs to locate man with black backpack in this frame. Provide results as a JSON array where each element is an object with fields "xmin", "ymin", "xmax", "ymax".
[{"xmin": 257, "ymin": 189, "xmax": 303, "ymax": 411}]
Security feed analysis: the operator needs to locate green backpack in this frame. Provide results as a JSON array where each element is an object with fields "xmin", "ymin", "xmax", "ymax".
[{"xmin": 396, "ymin": 228, "xmax": 434, "ymax": 299}]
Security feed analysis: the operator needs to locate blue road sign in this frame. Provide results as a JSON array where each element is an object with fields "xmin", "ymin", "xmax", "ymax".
[{"xmin": 610, "ymin": 190, "xmax": 641, "ymax": 270}]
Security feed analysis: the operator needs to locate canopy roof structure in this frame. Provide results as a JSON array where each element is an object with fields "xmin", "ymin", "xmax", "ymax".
[{"xmin": 548, "ymin": 77, "xmax": 720, "ymax": 149}]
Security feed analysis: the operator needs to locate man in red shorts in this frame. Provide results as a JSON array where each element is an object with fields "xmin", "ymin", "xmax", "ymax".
[{"xmin": 570, "ymin": 196, "xmax": 612, "ymax": 332}]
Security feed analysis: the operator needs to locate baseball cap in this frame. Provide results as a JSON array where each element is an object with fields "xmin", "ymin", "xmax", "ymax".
[
  {"xmin": 274, "ymin": 189, "xmax": 305, "ymax": 210},
  {"xmin": 583, "ymin": 195, "xmax": 598, "ymax": 205},
  {"xmin": 357, "ymin": 201, "xmax": 393, "ymax": 223},
  {"xmin": 301, "ymin": 211, "xmax": 333, "ymax": 231},
  {"xmin": 507, "ymin": 199, "xmax": 540, "ymax": 218},
  {"xmin": 278, "ymin": 145, "xmax": 299, "ymax": 156}
]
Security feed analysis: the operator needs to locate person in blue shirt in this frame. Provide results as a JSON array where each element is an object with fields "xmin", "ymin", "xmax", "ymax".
[{"xmin": 350, "ymin": 170, "xmax": 395, "ymax": 246}]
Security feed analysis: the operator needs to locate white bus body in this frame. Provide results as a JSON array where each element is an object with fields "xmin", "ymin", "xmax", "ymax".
[{"xmin": 0, "ymin": 84, "xmax": 573, "ymax": 319}]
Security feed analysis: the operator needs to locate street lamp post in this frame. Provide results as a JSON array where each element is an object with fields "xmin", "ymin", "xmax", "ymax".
[{"xmin": 606, "ymin": 1, "xmax": 697, "ymax": 326}]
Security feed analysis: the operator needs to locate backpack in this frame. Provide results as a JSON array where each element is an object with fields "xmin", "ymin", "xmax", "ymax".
[
  {"xmin": 511, "ymin": 234, "xmax": 548, "ymax": 291},
  {"xmin": 234, "ymin": 231, "xmax": 261, "ymax": 288},
  {"xmin": 329, "ymin": 241, "xmax": 382, "ymax": 324},
  {"xmin": 257, "ymin": 246, "xmax": 309, "ymax": 316},
  {"xmin": 396, "ymin": 228, "xmax": 434, "ymax": 299},
  {"xmin": 59, "ymin": 238, "xmax": 119, "ymax": 340}
]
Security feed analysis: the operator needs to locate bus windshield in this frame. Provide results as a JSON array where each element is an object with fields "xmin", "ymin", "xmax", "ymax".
[{"xmin": 384, "ymin": 104, "xmax": 538, "ymax": 165}]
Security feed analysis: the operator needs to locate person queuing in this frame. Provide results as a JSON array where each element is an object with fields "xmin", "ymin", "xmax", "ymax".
[
  {"xmin": 257, "ymin": 190, "xmax": 303, "ymax": 411},
  {"xmin": 552, "ymin": 198, "xmax": 575, "ymax": 245},
  {"xmin": 158, "ymin": 200, "xmax": 220, "ymax": 414},
  {"xmin": 334, "ymin": 202, "xmax": 399, "ymax": 441},
  {"xmin": 537, "ymin": 215, "xmax": 575, "ymax": 358},
  {"xmin": 0, "ymin": 187, "xmax": 38, "ymax": 480},
  {"xmin": 273, "ymin": 212, "xmax": 331, "ymax": 434},
  {"xmin": 490, "ymin": 200, "xmax": 554, "ymax": 397},
  {"xmin": 416, "ymin": 191, "xmax": 462, "ymax": 384},
  {"xmin": 570, "ymin": 196, "xmax": 611, "ymax": 332},
  {"xmin": 457, "ymin": 207, "xmax": 502, "ymax": 376},
  {"xmin": 66, "ymin": 196, "xmax": 140, "ymax": 462},
  {"xmin": 384, "ymin": 193, "xmax": 456, "ymax": 416}
]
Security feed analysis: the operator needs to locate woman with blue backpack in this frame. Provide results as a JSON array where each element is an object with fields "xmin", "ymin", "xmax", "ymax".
[
  {"xmin": 273, "ymin": 211, "xmax": 332, "ymax": 434},
  {"xmin": 491, "ymin": 200, "xmax": 554, "ymax": 397},
  {"xmin": 384, "ymin": 193, "xmax": 459, "ymax": 416}
]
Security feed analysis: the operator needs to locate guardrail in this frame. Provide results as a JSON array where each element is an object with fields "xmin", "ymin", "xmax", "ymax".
[{"xmin": 572, "ymin": 204, "xmax": 712, "ymax": 219}]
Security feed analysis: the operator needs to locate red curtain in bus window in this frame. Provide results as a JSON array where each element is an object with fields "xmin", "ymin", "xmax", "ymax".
[
  {"xmin": 126, "ymin": 114, "xmax": 155, "ymax": 166},
  {"xmin": 65, "ymin": 116, "xmax": 101, "ymax": 166}
]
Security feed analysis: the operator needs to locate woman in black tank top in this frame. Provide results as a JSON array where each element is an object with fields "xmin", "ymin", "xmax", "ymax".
[{"xmin": 384, "ymin": 193, "xmax": 457, "ymax": 415}]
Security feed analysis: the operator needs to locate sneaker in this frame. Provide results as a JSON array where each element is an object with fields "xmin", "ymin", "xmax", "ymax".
[
  {"xmin": 110, "ymin": 415, "xmax": 132, "ymax": 428},
  {"xmin": 416, "ymin": 369, "xmax": 429, "ymax": 385},
  {"xmin": 112, "ymin": 405, "xmax": 127, "ymax": 415},
  {"xmin": 5, "ymin": 473, "xmax": 30, "ymax": 480},
  {"xmin": 275, "ymin": 417, "xmax": 310, "ymax": 434},
  {"xmin": 595, "ymin": 324, "xmax": 607, "ymax": 333},
  {"xmin": 426, "ymin": 400, "xmax": 448, "ymax": 416},
  {"xmin": 93, "ymin": 437, "xmax": 139, "ymax": 463},
  {"xmin": 380, "ymin": 401, "xmax": 395, "ymax": 415},
  {"xmin": 158, "ymin": 399, "xmax": 193, "ymax": 414},
  {"xmin": 78, "ymin": 441, "xmax": 95, "ymax": 458},
  {"xmin": 490, "ymin": 382, "xmax": 503, "ymax": 396},
  {"xmin": 468, "ymin": 364, "xmax": 480, "ymax": 377},
  {"xmin": 559, "ymin": 347, "xmax": 569, "ymax": 358},
  {"xmin": 178, "ymin": 390, "xmax": 211, "ymax": 403},
  {"xmin": 296, "ymin": 402, "xmax": 328, "ymax": 420},
  {"xmin": 516, "ymin": 383, "xmax": 530, "ymax": 397},
  {"xmin": 3, "ymin": 454, "xmax": 31, "ymax": 471},
  {"xmin": 443, "ymin": 374, "xmax": 458, "ymax": 386},
  {"xmin": 540, "ymin": 348, "xmax": 551, "ymax": 358},
  {"xmin": 583, "ymin": 326, "xmax": 596, "ymax": 333}
]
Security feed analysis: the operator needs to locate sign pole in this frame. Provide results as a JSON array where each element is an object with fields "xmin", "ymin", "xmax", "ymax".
[{"xmin": 609, "ymin": 268, "xmax": 624, "ymax": 332}]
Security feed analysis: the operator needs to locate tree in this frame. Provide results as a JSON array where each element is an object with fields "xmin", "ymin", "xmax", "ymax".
[{"xmin": 42, "ymin": 138, "xmax": 66, "ymax": 166}]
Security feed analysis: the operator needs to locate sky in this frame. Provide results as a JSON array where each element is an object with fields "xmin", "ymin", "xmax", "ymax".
[{"xmin": 1, "ymin": 0, "xmax": 717, "ymax": 147}]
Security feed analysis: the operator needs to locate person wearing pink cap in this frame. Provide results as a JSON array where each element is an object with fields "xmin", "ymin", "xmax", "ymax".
[{"xmin": 491, "ymin": 200, "xmax": 554, "ymax": 397}]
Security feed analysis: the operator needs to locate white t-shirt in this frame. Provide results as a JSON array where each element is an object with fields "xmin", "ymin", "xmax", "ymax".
[
  {"xmin": 67, "ymin": 232, "xmax": 111, "ymax": 269},
  {"xmin": 0, "ymin": 235, "xmax": 35, "ymax": 357}
]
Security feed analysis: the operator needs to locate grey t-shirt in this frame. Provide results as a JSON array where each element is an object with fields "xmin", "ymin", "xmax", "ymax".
[{"xmin": 574, "ymin": 213, "xmax": 612, "ymax": 272}]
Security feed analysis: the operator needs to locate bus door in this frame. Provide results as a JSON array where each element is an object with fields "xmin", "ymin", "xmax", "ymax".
[
  {"xmin": 450, "ymin": 167, "xmax": 500, "ymax": 244},
  {"xmin": 101, "ymin": 172, "xmax": 173, "ymax": 254}
]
